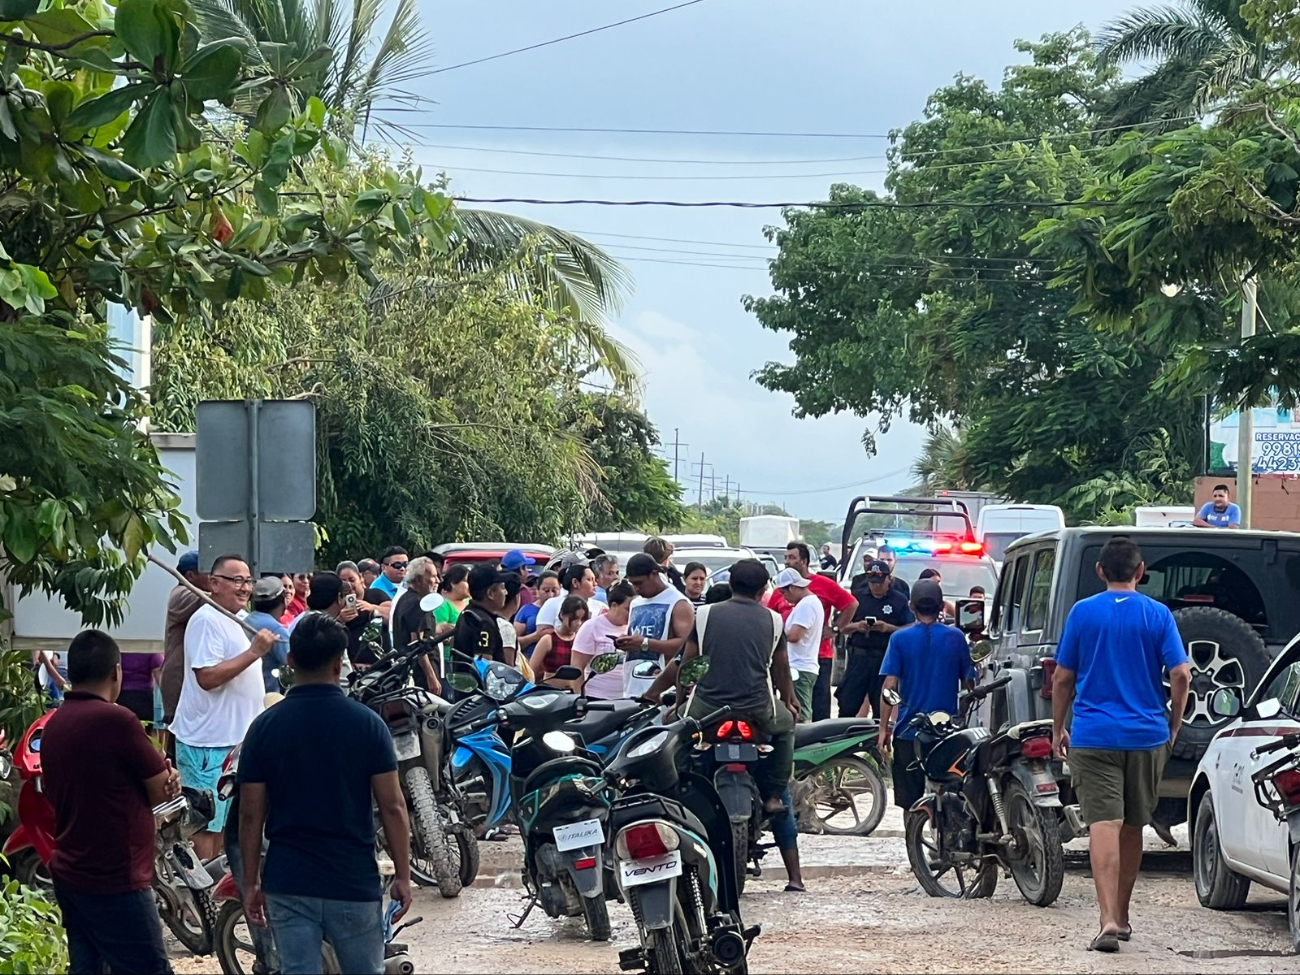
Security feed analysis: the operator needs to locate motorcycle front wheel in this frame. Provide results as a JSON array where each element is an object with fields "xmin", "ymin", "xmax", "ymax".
[
  {"xmin": 800, "ymin": 755, "xmax": 887, "ymax": 836},
  {"xmin": 904, "ymin": 810, "xmax": 997, "ymax": 899},
  {"xmin": 406, "ymin": 766, "xmax": 463, "ymax": 898},
  {"xmin": 215, "ymin": 901, "xmax": 254, "ymax": 975},
  {"xmin": 1004, "ymin": 781, "xmax": 1064, "ymax": 907},
  {"xmin": 158, "ymin": 883, "xmax": 217, "ymax": 956}
]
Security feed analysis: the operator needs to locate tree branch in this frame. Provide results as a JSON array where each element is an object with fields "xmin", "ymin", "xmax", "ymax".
[{"xmin": 1, "ymin": 29, "xmax": 116, "ymax": 54}]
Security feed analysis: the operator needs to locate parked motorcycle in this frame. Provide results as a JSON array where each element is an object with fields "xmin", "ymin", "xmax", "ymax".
[
  {"xmin": 890, "ymin": 672, "xmax": 1064, "ymax": 906},
  {"xmin": 350, "ymin": 604, "xmax": 476, "ymax": 898},
  {"xmin": 2, "ymin": 710, "xmax": 54, "ymax": 890},
  {"xmin": 153, "ymin": 788, "xmax": 225, "ymax": 955},
  {"xmin": 1249, "ymin": 730, "xmax": 1300, "ymax": 951},
  {"xmin": 603, "ymin": 684, "xmax": 757, "ymax": 974}
]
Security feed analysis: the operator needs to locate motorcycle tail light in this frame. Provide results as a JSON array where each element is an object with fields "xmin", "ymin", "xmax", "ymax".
[
  {"xmin": 715, "ymin": 720, "xmax": 734, "ymax": 739},
  {"xmin": 572, "ymin": 856, "xmax": 597, "ymax": 870},
  {"xmin": 1274, "ymin": 768, "xmax": 1300, "ymax": 806},
  {"xmin": 1039, "ymin": 658, "xmax": 1057, "ymax": 699},
  {"xmin": 1020, "ymin": 736, "xmax": 1052, "ymax": 760},
  {"xmin": 616, "ymin": 822, "xmax": 680, "ymax": 860},
  {"xmin": 735, "ymin": 721, "xmax": 753, "ymax": 740}
]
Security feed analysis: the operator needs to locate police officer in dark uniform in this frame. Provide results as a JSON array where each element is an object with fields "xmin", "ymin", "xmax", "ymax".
[{"xmin": 836, "ymin": 559, "xmax": 913, "ymax": 718}]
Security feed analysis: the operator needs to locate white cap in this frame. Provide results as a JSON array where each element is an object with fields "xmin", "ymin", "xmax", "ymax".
[{"xmin": 774, "ymin": 567, "xmax": 812, "ymax": 589}]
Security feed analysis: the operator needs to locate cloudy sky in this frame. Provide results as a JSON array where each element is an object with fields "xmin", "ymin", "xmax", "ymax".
[{"xmin": 395, "ymin": 0, "xmax": 1137, "ymax": 520}]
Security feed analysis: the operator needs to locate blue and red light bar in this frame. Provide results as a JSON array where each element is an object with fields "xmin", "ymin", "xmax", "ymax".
[{"xmin": 883, "ymin": 537, "xmax": 984, "ymax": 556}]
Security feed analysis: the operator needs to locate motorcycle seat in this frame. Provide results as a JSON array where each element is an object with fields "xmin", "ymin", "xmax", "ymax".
[
  {"xmin": 565, "ymin": 700, "xmax": 649, "ymax": 746},
  {"xmin": 794, "ymin": 718, "xmax": 878, "ymax": 749},
  {"xmin": 1005, "ymin": 719, "xmax": 1053, "ymax": 739}
]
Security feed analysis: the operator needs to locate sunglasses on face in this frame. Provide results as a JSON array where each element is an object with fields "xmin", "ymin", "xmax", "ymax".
[{"xmin": 386, "ymin": 561, "xmax": 408, "ymax": 570}]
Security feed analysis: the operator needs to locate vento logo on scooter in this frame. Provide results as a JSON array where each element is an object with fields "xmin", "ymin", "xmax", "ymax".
[{"xmin": 620, "ymin": 852, "xmax": 684, "ymax": 886}]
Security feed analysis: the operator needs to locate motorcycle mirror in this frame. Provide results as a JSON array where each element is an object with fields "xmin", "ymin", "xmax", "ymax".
[
  {"xmin": 955, "ymin": 598, "xmax": 985, "ymax": 633},
  {"xmin": 631, "ymin": 660, "xmax": 662, "ymax": 679},
  {"xmin": 542, "ymin": 730, "xmax": 578, "ymax": 753},
  {"xmin": 590, "ymin": 652, "xmax": 622, "ymax": 675},
  {"xmin": 419, "ymin": 592, "xmax": 445, "ymax": 613},
  {"xmin": 553, "ymin": 665, "xmax": 583, "ymax": 682},
  {"xmin": 881, "ymin": 687, "xmax": 902, "ymax": 707},
  {"xmin": 679, "ymin": 656, "xmax": 710, "ymax": 688},
  {"xmin": 448, "ymin": 673, "xmax": 479, "ymax": 694},
  {"xmin": 969, "ymin": 639, "xmax": 995, "ymax": 664},
  {"xmin": 1209, "ymin": 688, "xmax": 1241, "ymax": 719}
]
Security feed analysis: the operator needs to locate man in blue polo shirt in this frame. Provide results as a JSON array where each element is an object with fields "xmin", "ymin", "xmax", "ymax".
[
  {"xmin": 876, "ymin": 579, "xmax": 975, "ymax": 811},
  {"xmin": 1194, "ymin": 484, "xmax": 1242, "ymax": 529},
  {"xmin": 238, "ymin": 613, "xmax": 413, "ymax": 974}
]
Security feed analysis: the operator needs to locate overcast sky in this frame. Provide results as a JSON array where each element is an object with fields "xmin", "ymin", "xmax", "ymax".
[{"xmin": 395, "ymin": 0, "xmax": 1137, "ymax": 521}]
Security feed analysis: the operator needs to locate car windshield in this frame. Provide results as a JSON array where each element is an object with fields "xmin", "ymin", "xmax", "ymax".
[{"xmin": 892, "ymin": 557, "xmax": 999, "ymax": 596}]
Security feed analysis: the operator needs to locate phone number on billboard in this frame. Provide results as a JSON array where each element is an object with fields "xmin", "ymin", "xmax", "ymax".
[{"xmin": 1256, "ymin": 433, "xmax": 1300, "ymax": 471}]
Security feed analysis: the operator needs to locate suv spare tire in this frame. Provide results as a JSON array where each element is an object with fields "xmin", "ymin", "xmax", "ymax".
[{"xmin": 1169, "ymin": 606, "xmax": 1269, "ymax": 761}]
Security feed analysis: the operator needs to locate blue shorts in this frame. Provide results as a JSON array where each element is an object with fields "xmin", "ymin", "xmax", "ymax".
[{"xmin": 175, "ymin": 742, "xmax": 233, "ymax": 832}]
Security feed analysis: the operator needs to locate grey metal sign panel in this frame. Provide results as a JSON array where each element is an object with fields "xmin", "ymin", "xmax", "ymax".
[
  {"xmin": 199, "ymin": 520, "xmax": 316, "ymax": 575},
  {"xmin": 195, "ymin": 400, "xmax": 316, "ymax": 522}
]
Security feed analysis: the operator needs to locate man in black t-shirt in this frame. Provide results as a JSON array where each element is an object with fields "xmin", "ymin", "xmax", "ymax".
[
  {"xmin": 838, "ymin": 559, "xmax": 914, "ymax": 719},
  {"xmin": 453, "ymin": 565, "xmax": 509, "ymax": 666},
  {"xmin": 393, "ymin": 557, "xmax": 439, "ymax": 693}
]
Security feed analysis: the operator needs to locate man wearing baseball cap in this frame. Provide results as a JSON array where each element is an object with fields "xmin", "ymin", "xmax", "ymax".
[
  {"xmin": 160, "ymin": 551, "xmax": 209, "ymax": 732},
  {"xmin": 501, "ymin": 549, "xmax": 537, "ymax": 609},
  {"xmin": 838, "ymin": 559, "xmax": 913, "ymax": 719},
  {"xmin": 246, "ymin": 577, "xmax": 291, "ymax": 692},
  {"xmin": 774, "ymin": 568, "xmax": 824, "ymax": 723},
  {"xmin": 875, "ymin": 579, "xmax": 977, "ymax": 810}
]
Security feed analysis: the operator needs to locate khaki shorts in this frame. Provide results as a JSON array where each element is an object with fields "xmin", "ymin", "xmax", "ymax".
[{"xmin": 1069, "ymin": 744, "xmax": 1171, "ymax": 827}]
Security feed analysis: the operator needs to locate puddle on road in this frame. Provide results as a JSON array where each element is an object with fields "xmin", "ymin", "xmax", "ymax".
[{"xmin": 1174, "ymin": 948, "xmax": 1295, "ymax": 959}]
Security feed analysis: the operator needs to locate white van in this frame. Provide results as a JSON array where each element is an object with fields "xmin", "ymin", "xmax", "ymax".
[{"xmin": 975, "ymin": 504, "xmax": 1066, "ymax": 564}]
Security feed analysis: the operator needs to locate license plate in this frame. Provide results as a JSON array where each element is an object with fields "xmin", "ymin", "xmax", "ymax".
[
  {"xmin": 393, "ymin": 733, "xmax": 421, "ymax": 762},
  {"xmin": 553, "ymin": 818, "xmax": 604, "ymax": 852},
  {"xmin": 716, "ymin": 743, "xmax": 758, "ymax": 762},
  {"xmin": 620, "ymin": 850, "xmax": 682, "ymax": 887}
]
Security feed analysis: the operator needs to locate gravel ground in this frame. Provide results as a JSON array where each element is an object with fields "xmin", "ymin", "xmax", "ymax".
[{"xmin": 170, "ymin": 826, "xmax": 1299, "ymax": 974}]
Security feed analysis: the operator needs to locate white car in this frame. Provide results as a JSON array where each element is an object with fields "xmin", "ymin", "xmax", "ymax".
[{"xmin": 1189, "ymin": 636, "xmax": 1300, "ymax": 949}]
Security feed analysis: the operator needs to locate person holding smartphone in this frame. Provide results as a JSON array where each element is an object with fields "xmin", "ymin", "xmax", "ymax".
[
  {"xmin": 570, "ymin": 581, "xmax": 634, "ymax": 699},
  {"xmin": 839, "ymin": 559, "xmax": 913, "ymax": 719}
]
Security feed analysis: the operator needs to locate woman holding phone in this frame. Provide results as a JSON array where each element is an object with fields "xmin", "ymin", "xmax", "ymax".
[{"xmin": 570, "ymin": 581, "xmax": 634, "ymax": 699}]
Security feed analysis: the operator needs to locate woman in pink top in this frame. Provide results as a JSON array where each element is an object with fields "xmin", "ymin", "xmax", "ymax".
[{"xmin": 571, "ymin": 581, "xmax": 633, "ymax": 699}]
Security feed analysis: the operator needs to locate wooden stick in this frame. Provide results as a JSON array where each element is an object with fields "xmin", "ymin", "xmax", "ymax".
[{"xmin": 148, "ymin": 554, "xmax": 260, "ymax": 638}]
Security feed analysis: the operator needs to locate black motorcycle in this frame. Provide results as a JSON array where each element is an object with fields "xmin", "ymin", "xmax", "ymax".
[
  {"xmin": 350, "ymin": 609, "xmax": 477, "ymax": 897},
  {"xmin": 890, "ymin": 673, "xmax": 1064, "ymax": 906}
]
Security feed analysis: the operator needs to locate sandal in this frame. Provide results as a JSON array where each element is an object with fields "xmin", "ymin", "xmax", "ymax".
[
  {"xmin": 1118, "ymin": 926, "xmax": 1131, "ymax": 942},
  {"xmin": 1088, "ymin": 932, "xmax": 1120, "ymax": 953},
  {"xmin": 783, "ymin": 883, "xmax": 806, "ymax": 893}
]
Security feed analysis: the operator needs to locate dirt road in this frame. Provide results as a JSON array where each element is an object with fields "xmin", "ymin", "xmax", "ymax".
[{"xmin": 173, "ymin": 834, "xmax": 1298, "ymax": 974}]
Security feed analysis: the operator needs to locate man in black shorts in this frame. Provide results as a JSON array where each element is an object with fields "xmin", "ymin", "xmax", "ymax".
[{"xmin": 838, "ymin": 560, "xmax": 912, "ymax": 718}]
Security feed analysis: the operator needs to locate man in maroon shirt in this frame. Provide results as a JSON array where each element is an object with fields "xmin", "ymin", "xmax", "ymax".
[
  {"xmin": 766, "ymin": 542, "xmax": 858, "ymax": 721},
  {"xmin": 42, "ymin": 629, "xmax": 181, "ymax": 975}
]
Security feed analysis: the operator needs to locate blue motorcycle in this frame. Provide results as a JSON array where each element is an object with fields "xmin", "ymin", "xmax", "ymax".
[{"xmin": 446, "ymin": 655, "xmax": 533, "ymax": 833}]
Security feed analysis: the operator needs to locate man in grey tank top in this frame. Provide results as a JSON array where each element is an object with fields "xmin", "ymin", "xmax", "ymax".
[{"xmin": 683, "ymin": 559, "xmax": 798, "ymax": 813}]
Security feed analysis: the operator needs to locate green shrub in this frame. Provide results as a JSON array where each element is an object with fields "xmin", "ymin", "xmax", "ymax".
[{"xmin": 0, "ymin": 880, "xmax": 67, "ymax": 974}]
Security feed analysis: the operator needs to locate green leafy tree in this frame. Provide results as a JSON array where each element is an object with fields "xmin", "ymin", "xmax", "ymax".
[
  {"xmin": 747, "ymin": 31, "xmax": 1200, "ymax": 521},
  {"xmin": 909, "ymin": 426, "xmax": 983, "ymax": 495},
  {"xmin": 0, "ymin": 0, "xmax": 452, "ymax": 621}
]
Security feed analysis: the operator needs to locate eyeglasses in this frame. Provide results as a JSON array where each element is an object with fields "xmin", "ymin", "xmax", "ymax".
[
  {"xmin": 213, "ymin": 574, "xmax": 254, "ymax": 588},
  {"xmin": 386, "ymin": 561, "xmax": 408, "ymax": 570}
]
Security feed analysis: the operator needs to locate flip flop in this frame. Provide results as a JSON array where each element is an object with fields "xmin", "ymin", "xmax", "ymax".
[
  {"xmin": 1118, "ymin": 926, "xmax": 1132, "ymax": 942},
  {"xmin": 1088, "ymin": 932, "xmax": 1120, "ymax": 953},
  {"xmin": 784, "ymin": 883, "xmax": 806, "ymax": 893}
]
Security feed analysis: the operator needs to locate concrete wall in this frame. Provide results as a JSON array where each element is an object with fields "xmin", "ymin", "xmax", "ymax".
[
  {"xmin": 1194, "ymin": 474, "xmax": 1300, "ymax": 532},
  {"xmin": 12, "ymin": 434, "xmax": 196, "ymax": 652}
]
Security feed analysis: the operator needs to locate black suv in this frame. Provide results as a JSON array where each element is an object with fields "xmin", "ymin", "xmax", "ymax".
[{"xmin": 981, "ymin": 526, "xmax": 1300, "ymax": 829}]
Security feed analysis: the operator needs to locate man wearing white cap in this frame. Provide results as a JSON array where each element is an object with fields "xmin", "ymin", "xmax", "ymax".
[{"xmin": 775, "ymin": 568, "xmax": 825, "ymax": 723}]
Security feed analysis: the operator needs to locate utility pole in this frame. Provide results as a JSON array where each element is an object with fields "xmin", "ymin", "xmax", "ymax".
[
  {"xmin": 709, "ymin": 470, "xmax": 717, "ymax": 503},
  {"xmin": 724, "ymin": 474, "xmax": 731, "ymax": 503},
  {"xmin": 667, "ymin": 428, "xmax": 688, "ymax": 483},
  {"xmin": 1238, "ymin": 276, "xmax": 1258, "ymax": 528},
  {"xmin": 691, "ymin": 454, "xmax": 714, "ymax": 509}
]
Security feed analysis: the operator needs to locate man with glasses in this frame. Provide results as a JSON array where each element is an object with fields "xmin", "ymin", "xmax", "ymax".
[
  {"xmin": 172, "ymin": 555, "xmax": 276, "ymax": 861},
  {"xmin": 370, "ymin": 547, "xmax": 408, "ymax": 601}
]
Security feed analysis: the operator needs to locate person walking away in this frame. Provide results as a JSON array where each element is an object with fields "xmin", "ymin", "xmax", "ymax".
[
  {"xmin": 591, "ymin": 554, "xmax": 620, "ymax": 604},
  {"xmin": 681, "ymin": 559, "xmax": 798, "ymax": 814},
  {"xmin": 618, "ymin": 553, "xmax": 695, "ymax": 699},
  {"xmin": 433, "ymin": 564, "xmax": 472, "ymax": 629},
  {"xmin": 239, "ymin": 614, "xmax": 413, "ymax": 975},
  {"xmin": 874, "ymin": 580, "xmax": 975, "ymax": 811},
  {"xmin": 42, "ymin": 630, "xmax": 182, "ymax": 975},
  {"xmin": 516, "ymin": 570, "xmax": 561, "ymax": 654},
  {"xmin": 775, "ymin": 569, "xmax": 825, "ymax": 723},
  {"xmin": 247, "ymin": 577, "xmax": 291, "ymax": 693},
  {"xmin": 161, "ymin": 550, "xmax": 209, "ymax": 733},
  {"xmin": 819, "ymin": 544, "xmax": 839, "ymax": 571},
  {"xmin": 768, "ymin": 542, "xmax": 858, "ymax": 722},
  {"xmin": 370, "ymin": 547, "xmax": 408, "ymax": 600},
  {"xmin": 1194, "ymin": 483, "xmax": 1242, "ymax": 529},
  {"xmin": 1051, "ymin": 538, "xmax": 1191, "ymax": 952},
  {"xmin": 571, "ymin": 581, "xmax": 634, "ymax": 698},
  {"xmin": 172, "ymin": 555, "xmax": 276, "ymax": 861},
  {"xmin": 530, "ymin": 596, "xmax": 589, "ymax": 688},
  {"xmin": 683, "ymin": 562, "xmax": 709, "ymax": 606},
  {"xmin": 117, "ymin": 648, "xmax": 165, "ymax": 734},
  {"xmin": 841, "ymin": 560, "xmax": 913, "ymax": 719},
  {"xmin": 501, "ymin": 549, "xmax": 538, "ymax": 608}
]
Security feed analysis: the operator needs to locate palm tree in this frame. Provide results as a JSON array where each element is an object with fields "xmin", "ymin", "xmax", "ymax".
[
  {"xmin": 1096, "ymin": 0, "xmax": 1280, "ymax": 126},
  {"xmin": 909, "ymin": 425, "xmax": 978, "ymax": 495},
  {"xmin": 193, "ymin": 0, "xmax": 635, "ymax": 382}
]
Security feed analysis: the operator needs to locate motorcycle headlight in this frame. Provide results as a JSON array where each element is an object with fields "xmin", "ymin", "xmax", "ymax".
[{"xmin": 626, "ymin": 729, "xmax": 671, "ymax": 760}]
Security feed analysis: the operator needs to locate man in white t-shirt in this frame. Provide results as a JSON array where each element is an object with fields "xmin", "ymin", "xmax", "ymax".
[
  {"xmin": 534, "ymin": 563, "xmax": 606, "ymax": 634},
  {"xmin": 617, "ymin": 554, "xmax": 694, "ymax": 699},
  {"xmin": 172, "ymin": 555, "xmax": 275, "ymax": 860},
  {"xmin": 775, "ymin": 568, "xmax": 825, "ymax": 724}
]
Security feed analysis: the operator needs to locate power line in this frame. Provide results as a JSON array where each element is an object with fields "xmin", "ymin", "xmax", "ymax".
[
  {"xmin": 603, "ymin": 241, "xmax": 1045, "ymax": 270},
  {"xmin": 456, "ymin": 195, "xmax": 1112, "ymax": 210},
  {"xmin": 382, "ymin": 142, "xmax": 891, "ymax": 166},
  {"xmin": 742, "ymin": 468, "xmax": 911, "ymax": 497},
  {"xmin": 431, "ymin": 0, "xmax": 709, "ymax": 75},
  {"xmin": 429, "ymin": 163, "xmax": 889, "ymax": 180}
]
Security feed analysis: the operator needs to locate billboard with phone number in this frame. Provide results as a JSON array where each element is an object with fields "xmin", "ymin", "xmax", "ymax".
[{"xmin": 1207, "ymin": 399, "xmax": 1300, "ymax": 473}]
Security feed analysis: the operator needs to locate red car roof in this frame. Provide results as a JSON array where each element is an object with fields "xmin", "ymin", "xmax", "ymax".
[{"xmin": 441, "ymin": 548, "xmax": 551, "ymax": 565}]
